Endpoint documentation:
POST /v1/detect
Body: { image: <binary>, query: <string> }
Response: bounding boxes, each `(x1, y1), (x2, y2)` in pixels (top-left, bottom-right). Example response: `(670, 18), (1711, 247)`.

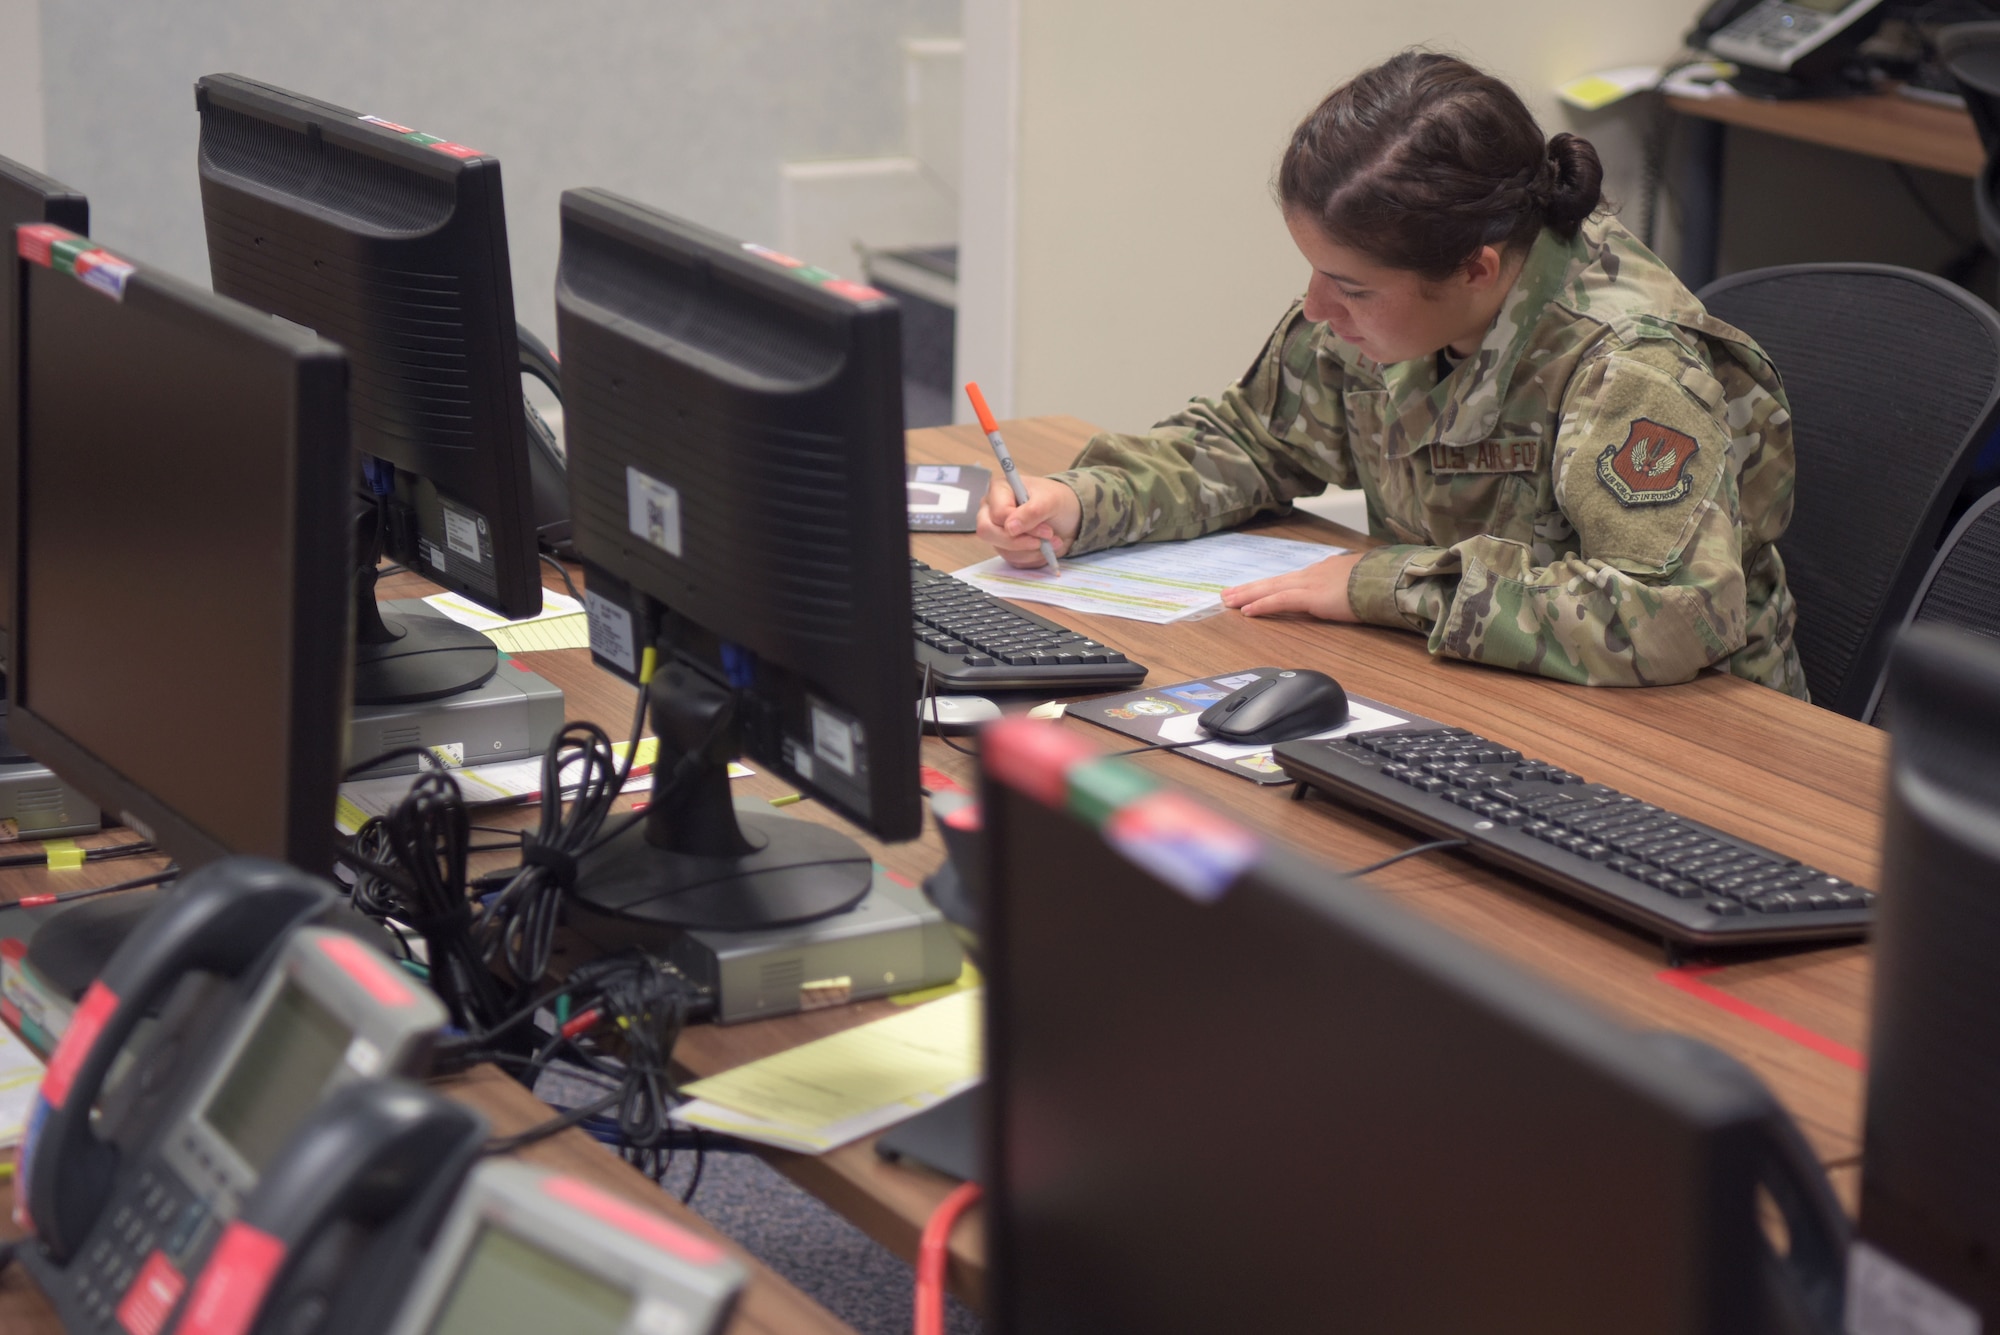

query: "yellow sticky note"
(681, 990), (981, 1133)
(487, 613), (591, 654)
(1555, 65), (1660, 111)
(42, 840), (84, 870)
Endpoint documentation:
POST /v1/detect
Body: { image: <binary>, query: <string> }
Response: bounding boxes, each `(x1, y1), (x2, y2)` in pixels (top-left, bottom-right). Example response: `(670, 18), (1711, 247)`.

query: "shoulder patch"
(1597, 418), (1699, 507)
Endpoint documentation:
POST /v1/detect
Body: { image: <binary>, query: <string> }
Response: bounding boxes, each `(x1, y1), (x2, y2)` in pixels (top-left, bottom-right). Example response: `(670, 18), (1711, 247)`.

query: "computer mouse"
(1199, 669), (1349, 744)
(919, 695), (1004, 733)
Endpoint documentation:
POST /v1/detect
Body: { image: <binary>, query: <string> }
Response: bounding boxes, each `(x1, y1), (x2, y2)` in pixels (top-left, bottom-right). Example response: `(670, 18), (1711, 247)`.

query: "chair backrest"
(1864, 487), (2000, 723)
(1697, 264), (2000, 719)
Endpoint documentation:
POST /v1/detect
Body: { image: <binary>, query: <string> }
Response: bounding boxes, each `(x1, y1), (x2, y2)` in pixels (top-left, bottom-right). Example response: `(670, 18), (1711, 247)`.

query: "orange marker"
(964, 382), (1060, 574)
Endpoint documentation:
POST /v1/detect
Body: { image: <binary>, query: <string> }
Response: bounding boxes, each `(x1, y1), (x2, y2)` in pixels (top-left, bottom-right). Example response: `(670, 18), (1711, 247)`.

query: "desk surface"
(1668, 87), (1983, 178)
(677, 415), (1884, 1306)
(0, 415), (1886, 1322)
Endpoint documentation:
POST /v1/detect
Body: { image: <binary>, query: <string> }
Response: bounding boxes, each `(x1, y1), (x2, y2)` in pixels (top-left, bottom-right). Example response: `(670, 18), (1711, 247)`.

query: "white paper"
(1847, 1242), (1982, 1335)
(670, 1077), (981, 1155)
(951, 533), (1343, 624)
(1154, 697), (1409, 761)
(421, 587), (584, 633)
(0, 1020), (46, 1148)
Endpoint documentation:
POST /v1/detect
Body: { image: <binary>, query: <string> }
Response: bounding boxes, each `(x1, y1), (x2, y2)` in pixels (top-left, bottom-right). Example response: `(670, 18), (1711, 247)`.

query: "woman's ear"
(1462, 244), (1506, 289)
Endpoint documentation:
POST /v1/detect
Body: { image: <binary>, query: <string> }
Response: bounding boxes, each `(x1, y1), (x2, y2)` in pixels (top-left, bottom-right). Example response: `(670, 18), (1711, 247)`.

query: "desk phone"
(1701, 0), (1885, 77)
(16, 857), (446, 1335)
(165, 1082), (743, 1335)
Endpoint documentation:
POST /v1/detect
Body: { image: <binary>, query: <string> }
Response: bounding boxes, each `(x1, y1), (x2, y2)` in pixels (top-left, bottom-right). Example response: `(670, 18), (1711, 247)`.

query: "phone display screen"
(428, 1224), (632, 1335)
(199, 979), (352, 1172)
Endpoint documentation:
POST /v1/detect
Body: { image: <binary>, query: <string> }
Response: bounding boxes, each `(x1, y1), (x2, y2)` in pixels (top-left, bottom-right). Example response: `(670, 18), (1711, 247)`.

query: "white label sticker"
(627, 466), (683, 557)
(1848, 1242), (1982, 1335)
(418, 537), (445, 571)
(441, 507), (482, 561)
(913, 464), (960, 484)
(427, 742), (464, 768)
(343, 1036), (383, 1076)
(812, 706), (856, 775)
(784, 738), (815, 782)
(585, 589), (638, 675)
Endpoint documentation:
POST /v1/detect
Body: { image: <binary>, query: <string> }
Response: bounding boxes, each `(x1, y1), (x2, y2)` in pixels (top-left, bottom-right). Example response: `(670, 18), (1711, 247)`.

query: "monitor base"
(348, 612), (565, 777)
(353, 602), (500, 705)
(572, 799), (873, 932)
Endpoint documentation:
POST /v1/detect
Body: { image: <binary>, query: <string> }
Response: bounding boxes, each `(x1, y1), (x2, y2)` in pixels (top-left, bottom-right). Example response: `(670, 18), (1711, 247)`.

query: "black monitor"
(0, 156), (87, 673)
(8, 225), (352, 872)
(978, 718), (1849, 1335)
(555, 188), (919, 931)
(195, 73), (555, 705)
(1855, 624), (2000, 1328)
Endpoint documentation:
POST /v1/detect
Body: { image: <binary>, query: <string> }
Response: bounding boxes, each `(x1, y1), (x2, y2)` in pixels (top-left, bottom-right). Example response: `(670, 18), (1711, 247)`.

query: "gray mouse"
(1199, 670), (1349, 744)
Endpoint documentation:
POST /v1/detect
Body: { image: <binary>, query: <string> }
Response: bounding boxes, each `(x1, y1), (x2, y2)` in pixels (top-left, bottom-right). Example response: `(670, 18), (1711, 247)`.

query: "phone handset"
(21, 857), (337, 1263)
(517, 322), (570, 555)
(1639, 1032), (1849, 1335)
(169, 1079), (486, 1335)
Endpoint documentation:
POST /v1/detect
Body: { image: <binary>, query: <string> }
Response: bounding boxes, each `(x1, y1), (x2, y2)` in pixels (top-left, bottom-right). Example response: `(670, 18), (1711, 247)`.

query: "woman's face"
(1284, 211), (1504, 366)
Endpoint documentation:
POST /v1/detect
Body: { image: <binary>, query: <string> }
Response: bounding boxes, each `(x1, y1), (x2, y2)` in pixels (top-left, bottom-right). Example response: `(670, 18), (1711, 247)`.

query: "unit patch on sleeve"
(1597, 418), (1699, 507)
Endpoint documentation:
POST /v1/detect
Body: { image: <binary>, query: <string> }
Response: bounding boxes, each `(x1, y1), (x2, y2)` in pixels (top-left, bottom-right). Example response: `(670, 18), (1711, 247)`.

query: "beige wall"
(996, 0), (1696, 432)
(0, 0), (45, 169)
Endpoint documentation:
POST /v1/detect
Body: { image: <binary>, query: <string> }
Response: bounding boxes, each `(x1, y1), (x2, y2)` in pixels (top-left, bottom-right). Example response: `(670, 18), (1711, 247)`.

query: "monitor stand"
(343, 508), (563, 777)
(572, 661), (872, 931)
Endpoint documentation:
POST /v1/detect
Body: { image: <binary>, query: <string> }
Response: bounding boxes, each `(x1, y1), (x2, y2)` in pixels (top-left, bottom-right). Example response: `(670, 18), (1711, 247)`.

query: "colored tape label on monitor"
(15, 225), (136, 301)
(358, 113), (483, 159)
(1103, 790), (1261, 905)
(738, 241), (885, 303)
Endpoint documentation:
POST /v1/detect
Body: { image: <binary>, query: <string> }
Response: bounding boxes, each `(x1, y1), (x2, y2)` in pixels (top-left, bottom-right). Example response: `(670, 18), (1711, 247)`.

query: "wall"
(966, 0), (1978, 434)
(35, 0), (959, 336)
(0, 0), (45, 169)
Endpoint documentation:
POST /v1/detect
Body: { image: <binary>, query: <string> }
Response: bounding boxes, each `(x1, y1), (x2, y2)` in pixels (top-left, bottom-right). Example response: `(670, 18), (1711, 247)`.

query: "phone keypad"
(69, 1166), (206, 1331)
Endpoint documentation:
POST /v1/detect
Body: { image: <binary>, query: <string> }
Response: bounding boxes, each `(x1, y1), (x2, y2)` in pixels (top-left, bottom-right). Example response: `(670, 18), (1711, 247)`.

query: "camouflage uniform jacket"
(1053, 214), (1808, 698)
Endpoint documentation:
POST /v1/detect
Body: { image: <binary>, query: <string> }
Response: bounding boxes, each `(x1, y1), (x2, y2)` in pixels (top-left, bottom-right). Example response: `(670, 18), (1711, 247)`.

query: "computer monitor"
(195, 73), (554, 705)
(979, 718), (1849, 1335)
(8, 224), (352, 872)
(1853, 623), (2000, 1328)
(0, 156), (87, 672)
(555, 188), (920, 931)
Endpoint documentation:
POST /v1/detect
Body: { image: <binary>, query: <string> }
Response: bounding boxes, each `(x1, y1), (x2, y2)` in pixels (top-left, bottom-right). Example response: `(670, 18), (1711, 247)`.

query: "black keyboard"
(912, 559), (1148, 692)
(1274, 725), (1875, 948)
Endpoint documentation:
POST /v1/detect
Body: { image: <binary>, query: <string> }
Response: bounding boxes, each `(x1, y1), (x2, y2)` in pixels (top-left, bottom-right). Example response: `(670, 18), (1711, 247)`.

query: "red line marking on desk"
(1655, 966), (1865, 1071)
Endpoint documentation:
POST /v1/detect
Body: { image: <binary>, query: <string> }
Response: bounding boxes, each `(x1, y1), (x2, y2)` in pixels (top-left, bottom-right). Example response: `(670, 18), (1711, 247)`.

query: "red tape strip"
(1655, 966), (1865, 1071)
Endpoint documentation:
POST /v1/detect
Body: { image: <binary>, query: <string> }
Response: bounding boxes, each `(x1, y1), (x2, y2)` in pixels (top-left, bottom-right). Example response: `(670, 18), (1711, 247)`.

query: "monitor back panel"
(556, 190), (918, 839)
(0, 162), (88, 662)
(982, 763), (1767, 1334)
(13, 252), (350, 870)
(196, 74), (539, 617)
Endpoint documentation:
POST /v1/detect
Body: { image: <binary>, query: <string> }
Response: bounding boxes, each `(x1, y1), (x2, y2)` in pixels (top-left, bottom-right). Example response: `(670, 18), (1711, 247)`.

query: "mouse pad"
(1073, 668), (1428, 785)
(907, 463), (991, 532)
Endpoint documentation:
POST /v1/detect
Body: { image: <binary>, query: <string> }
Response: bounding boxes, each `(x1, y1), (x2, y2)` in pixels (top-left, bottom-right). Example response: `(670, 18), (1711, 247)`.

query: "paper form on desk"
(421, 589), (592, 652)
(950, 532), (1341, 623)
(334, 737), (753, 833)
(0, 1018), (45, 1147)
(671, 989), (981, 1154)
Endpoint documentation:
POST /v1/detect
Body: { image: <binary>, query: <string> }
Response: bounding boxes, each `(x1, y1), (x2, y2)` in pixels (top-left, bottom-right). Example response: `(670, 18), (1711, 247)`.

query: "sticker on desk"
(1847, 1242), (1982, 1335)
(626, 466), (682, 557)
(1074, 669), (1418, 785)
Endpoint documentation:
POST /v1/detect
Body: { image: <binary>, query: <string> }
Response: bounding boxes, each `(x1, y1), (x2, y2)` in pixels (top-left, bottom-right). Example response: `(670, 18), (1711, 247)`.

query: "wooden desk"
(0, 417), (1888, 1320)
(1667, 87), (1984, 289)
(651, 415), (1885, 1309)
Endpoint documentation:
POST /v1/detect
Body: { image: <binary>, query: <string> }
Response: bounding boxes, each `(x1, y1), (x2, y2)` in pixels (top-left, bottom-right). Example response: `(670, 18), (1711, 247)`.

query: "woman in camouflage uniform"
(977, 51), (1808, 699)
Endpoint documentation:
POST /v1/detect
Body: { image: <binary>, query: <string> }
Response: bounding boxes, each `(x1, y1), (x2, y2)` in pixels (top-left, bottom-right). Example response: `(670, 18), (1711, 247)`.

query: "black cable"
(15, 865), (180, 909)
(477, 721), (629, 985)
(482, 1088), (623, 1155)
(919, 660), (981, 757)
(540, 553), (582, 603)
(0, 839), (156, 870)
(1346, 838), (1469, 878)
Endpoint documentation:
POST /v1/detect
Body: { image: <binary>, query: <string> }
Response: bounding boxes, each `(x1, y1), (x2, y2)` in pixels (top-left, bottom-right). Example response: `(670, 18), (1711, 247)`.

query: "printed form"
(950, 532), (1343, 624)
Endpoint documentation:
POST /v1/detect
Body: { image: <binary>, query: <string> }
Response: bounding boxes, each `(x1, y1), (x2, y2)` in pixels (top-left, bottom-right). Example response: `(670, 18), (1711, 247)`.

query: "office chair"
(1938, 22), (2000, 256)
(1863, 486), (2000, 723)
(1698, 264), (2000, 718)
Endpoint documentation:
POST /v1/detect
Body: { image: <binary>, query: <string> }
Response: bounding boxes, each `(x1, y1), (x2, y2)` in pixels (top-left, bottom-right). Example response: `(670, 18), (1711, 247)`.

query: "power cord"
(540, 553), (582, 603)
(14, 865), (179, 909)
